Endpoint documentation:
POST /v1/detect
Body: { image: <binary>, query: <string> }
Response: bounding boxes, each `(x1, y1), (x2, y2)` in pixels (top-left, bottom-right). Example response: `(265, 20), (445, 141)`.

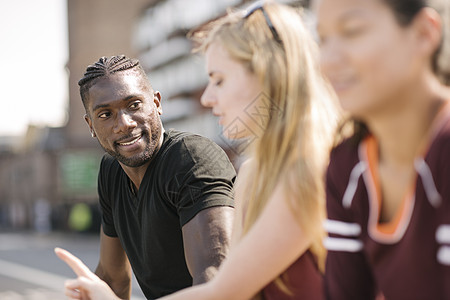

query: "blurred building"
(0, 126), (65, 230)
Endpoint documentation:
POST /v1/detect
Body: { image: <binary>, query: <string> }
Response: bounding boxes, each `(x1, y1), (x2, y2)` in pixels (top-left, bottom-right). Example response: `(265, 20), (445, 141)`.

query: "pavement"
(0, 230), (146, 300)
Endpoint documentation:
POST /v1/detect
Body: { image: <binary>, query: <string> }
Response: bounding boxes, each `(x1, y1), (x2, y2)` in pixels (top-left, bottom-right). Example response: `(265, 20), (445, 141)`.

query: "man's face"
(84, 71), (163, 168)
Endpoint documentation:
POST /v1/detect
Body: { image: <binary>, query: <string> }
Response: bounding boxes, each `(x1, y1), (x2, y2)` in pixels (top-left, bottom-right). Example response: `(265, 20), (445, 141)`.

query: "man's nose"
(113, 111), (137, 134)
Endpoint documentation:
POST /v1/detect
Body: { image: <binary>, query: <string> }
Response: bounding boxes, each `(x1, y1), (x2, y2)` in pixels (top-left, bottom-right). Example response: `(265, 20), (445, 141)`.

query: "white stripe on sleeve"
(323, 237), (363, 252)
(437, 246), (450, 266)
(324, 219), (361, 237)
(436, 225), (450, 244)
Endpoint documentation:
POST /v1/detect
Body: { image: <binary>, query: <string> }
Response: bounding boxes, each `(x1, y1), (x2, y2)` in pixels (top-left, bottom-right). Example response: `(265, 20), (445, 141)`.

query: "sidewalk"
(0, 230), (145, 300)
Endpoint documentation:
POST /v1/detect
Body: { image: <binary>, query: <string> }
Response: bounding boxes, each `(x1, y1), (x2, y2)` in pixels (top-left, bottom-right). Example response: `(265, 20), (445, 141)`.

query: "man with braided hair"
(75, 55), (235, 299)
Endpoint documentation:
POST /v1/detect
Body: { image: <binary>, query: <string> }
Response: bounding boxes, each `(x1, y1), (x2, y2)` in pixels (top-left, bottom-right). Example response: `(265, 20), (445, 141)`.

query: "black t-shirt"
(98, 130), (236, 299)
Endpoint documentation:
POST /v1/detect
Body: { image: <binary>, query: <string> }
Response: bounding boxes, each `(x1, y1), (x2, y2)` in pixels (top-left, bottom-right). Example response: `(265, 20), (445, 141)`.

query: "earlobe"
(84, 114), (96, 138)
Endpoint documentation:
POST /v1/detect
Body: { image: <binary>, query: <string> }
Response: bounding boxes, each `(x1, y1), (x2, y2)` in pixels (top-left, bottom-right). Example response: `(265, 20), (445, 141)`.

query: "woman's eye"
(215, 79), (223, 86)
(342, 23), (366, 38)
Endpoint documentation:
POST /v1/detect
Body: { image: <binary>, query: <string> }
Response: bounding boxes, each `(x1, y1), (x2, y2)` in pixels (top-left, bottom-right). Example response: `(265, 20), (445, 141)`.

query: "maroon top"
(262, 250), (324, 300)
(324, 103), (450, 300)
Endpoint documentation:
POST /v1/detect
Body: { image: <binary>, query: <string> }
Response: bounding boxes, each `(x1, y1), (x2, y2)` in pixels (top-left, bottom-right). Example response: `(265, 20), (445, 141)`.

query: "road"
(0, 231), (146, 300)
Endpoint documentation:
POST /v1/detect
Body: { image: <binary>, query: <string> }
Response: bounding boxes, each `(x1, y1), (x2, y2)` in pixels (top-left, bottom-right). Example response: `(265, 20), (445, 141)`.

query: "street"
(0, 231), (146, 300)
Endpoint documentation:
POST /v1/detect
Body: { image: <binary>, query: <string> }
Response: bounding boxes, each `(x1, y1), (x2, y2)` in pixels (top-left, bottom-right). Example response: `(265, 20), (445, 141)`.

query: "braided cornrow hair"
(79, 55), (149, 108)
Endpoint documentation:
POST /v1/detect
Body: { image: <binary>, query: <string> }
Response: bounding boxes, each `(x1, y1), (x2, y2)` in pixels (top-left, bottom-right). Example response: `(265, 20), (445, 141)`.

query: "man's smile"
(116, 134), (143, 147)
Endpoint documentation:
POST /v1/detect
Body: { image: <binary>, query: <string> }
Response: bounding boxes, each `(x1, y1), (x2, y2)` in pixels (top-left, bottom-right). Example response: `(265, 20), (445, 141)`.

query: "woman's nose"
(200, 85), (217, 108)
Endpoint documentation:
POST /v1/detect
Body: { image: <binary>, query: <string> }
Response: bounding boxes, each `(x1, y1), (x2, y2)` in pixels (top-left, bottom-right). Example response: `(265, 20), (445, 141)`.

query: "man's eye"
(98, 112), (111, 119)
(129, 102), (142, 109)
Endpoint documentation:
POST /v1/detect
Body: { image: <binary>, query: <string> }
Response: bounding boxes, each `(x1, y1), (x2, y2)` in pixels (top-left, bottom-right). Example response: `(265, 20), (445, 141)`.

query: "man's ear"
(153, 91), (163, 115)
(84, 114), (96, 138)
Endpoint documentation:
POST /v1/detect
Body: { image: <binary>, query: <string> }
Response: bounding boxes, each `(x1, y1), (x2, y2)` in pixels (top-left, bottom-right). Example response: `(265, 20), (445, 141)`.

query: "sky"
(0, 0), (68, 137)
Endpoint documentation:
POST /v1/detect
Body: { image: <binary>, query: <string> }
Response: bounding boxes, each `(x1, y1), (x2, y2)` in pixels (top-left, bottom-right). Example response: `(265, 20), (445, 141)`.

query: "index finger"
(55, 247), (96, 279)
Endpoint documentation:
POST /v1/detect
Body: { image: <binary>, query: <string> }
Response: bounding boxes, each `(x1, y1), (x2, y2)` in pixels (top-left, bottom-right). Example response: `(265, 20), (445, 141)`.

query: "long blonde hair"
(192, 1), (340, 293)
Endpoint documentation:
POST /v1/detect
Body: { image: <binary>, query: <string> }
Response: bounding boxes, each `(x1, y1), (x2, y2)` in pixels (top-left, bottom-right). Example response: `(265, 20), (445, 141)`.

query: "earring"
(91, 131), (96, 138)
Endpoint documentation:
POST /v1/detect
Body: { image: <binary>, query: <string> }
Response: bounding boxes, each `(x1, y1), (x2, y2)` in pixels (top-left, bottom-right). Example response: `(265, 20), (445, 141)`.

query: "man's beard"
(102, 124), (162, 168)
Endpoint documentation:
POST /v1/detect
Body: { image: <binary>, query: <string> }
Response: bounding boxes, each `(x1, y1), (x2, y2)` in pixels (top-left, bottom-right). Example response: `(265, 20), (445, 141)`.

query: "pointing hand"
(55, 247), (121, 300)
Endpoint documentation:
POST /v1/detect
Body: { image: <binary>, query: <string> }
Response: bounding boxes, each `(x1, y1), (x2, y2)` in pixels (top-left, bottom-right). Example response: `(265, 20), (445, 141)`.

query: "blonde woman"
(56, 2), (340, 299)
(314, 0), (450, 298)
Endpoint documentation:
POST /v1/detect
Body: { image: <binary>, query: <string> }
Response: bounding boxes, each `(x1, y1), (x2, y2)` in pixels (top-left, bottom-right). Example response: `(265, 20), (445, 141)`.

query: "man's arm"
(181, 206), (234, 285)
(95, 227), (132, 299)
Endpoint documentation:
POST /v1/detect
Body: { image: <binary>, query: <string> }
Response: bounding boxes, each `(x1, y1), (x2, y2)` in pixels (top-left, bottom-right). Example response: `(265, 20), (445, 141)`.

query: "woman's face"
(315, 0), (423, 119)
(202, 42), (264, 139)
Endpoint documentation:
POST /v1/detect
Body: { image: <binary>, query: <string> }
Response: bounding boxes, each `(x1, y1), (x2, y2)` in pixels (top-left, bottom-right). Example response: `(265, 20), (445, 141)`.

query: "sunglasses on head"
(243, 1), (282, 44)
